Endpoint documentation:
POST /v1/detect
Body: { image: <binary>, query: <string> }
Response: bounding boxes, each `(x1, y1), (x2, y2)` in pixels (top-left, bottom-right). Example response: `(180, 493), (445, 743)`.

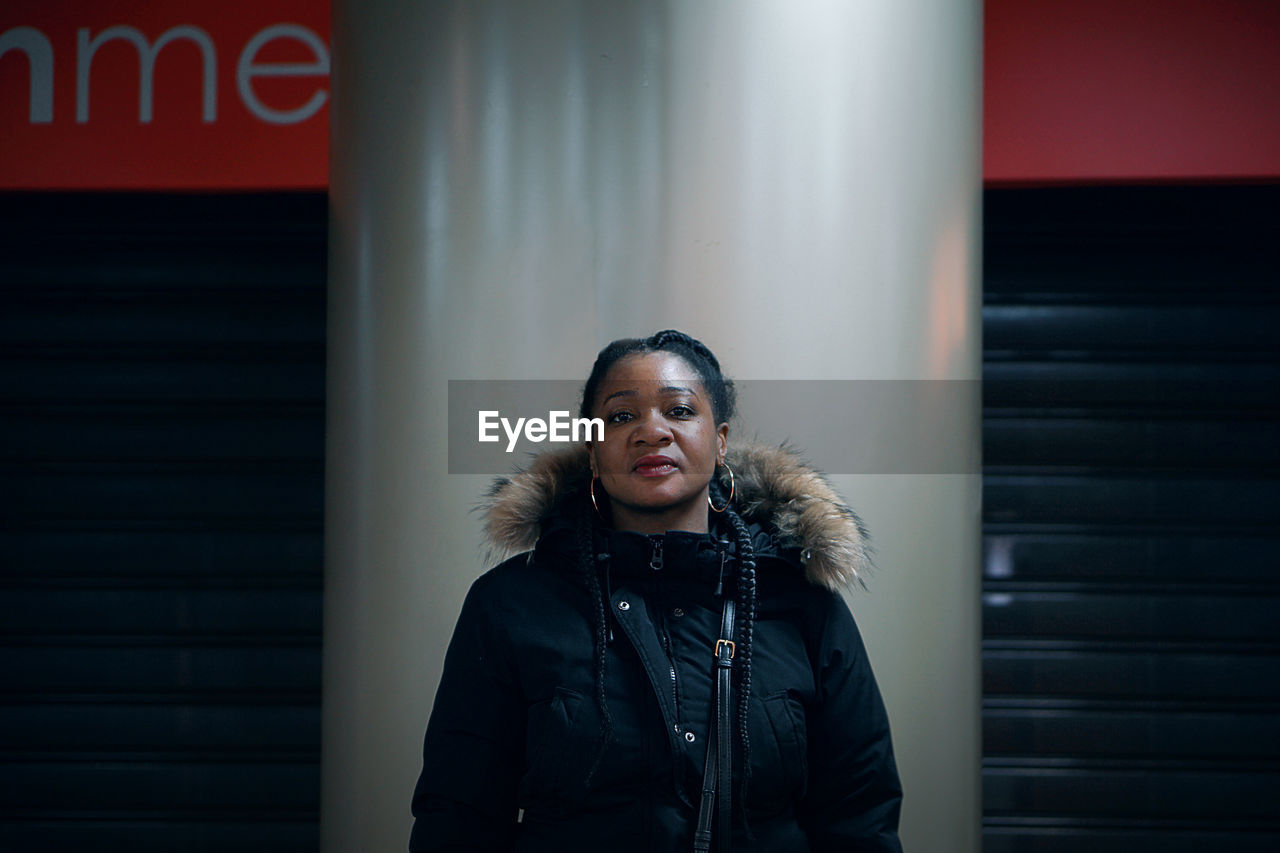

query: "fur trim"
(479, 442), (872, 590)
(481, 446), (589, 565)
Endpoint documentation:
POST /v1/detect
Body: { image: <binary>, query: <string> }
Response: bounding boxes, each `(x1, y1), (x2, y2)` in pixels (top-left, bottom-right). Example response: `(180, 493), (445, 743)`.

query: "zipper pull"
(715, 540), (728, 597)
(650, 536), (664, 571)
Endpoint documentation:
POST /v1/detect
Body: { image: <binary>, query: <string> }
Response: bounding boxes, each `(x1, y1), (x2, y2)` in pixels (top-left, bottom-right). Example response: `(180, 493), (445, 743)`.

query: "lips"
(633, 455), (677, 476)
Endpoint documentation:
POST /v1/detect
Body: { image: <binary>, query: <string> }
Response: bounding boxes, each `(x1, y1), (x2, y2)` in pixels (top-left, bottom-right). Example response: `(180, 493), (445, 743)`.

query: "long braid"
(717, 481), (758, 831)
(577, 495), (614, 788)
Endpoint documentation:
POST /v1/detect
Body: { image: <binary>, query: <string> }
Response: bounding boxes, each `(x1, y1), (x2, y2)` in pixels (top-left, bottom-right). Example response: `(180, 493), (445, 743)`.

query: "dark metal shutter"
(0, 192), (326, 851)
(982, 186), (1280, 852)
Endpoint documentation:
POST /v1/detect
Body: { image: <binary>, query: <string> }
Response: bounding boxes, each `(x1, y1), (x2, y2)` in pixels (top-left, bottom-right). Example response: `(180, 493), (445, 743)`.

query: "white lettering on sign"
(0, 27), (53, 123)
(76, 25), (217, 123)
(0, 22), (329, 126)
(237, 24), (330, 125)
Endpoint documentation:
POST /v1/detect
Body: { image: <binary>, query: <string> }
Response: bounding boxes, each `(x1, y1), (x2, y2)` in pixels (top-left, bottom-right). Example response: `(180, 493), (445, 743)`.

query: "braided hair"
(575, 331), (759, 820)
(578, 498), (614, 788)
(717, 479), (758, 824)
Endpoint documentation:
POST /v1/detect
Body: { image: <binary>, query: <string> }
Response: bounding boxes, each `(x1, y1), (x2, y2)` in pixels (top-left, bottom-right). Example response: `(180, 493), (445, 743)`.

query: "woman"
(409, 331), (903, 852)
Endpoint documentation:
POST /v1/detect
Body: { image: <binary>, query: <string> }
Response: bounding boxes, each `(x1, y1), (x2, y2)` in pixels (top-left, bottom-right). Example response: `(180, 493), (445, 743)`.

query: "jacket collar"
(480, 441), (872, 590)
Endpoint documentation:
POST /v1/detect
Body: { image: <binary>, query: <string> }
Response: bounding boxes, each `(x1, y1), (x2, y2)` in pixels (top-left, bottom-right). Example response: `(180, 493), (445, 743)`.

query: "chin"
(638, 491), (702, 513)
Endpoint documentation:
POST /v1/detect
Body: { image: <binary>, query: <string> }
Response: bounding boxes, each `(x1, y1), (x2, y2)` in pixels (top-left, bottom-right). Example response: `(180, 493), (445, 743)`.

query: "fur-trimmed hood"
(480, 442), (872, 590)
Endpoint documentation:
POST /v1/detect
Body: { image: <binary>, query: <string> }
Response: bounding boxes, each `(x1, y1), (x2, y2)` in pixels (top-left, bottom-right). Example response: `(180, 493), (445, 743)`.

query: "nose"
(631, 410), (673, 445)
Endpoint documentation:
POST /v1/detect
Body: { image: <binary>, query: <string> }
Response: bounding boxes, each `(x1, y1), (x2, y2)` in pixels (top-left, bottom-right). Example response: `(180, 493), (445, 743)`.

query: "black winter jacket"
(409, 444), (903, 852)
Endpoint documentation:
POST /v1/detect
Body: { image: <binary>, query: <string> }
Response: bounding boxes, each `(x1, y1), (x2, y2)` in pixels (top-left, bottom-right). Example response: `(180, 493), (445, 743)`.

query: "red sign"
(0, 0), (328, 189)
(986, 0), (1280, 184)
(8, 1), (1280, 189)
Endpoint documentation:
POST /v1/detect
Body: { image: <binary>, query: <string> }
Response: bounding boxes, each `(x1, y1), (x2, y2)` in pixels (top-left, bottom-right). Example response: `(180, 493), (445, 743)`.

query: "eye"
(668, 404), (696, 419)
(605, 410), (634, 425)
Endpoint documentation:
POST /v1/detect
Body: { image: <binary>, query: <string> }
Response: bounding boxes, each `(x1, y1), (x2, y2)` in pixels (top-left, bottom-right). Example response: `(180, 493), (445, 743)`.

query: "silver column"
(325, 2), (982, 851)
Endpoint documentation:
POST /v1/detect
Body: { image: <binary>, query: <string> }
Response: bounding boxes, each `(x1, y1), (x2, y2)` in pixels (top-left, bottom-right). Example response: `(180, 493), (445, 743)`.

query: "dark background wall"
(981, 185), (1280, 851)
(0, 192), (327, 851)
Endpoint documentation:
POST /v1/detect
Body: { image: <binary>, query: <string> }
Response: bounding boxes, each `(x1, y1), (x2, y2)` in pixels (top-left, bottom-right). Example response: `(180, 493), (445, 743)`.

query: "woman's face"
(586, 351), (728, 534)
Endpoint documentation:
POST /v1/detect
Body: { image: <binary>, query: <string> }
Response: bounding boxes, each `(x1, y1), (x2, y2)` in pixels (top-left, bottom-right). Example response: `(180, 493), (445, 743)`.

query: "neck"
(610, 497), (710, 535)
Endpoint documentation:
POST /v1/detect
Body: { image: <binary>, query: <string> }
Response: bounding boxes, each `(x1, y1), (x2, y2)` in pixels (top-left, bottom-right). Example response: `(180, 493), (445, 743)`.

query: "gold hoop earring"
(590, 477), (605, 519)
(708, 462), (735, 513)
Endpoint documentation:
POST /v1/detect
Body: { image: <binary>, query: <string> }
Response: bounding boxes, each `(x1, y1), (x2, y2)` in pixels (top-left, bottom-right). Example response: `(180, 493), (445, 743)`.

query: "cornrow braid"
(577, 494), (614, 789)
(647, 330), (723, 377)
(717, 479), (758, 835)
(579, 330), (736, 426)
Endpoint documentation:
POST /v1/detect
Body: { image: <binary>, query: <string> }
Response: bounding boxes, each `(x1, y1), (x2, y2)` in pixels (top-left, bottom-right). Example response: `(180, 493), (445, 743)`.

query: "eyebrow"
(601, 385), (699, 405)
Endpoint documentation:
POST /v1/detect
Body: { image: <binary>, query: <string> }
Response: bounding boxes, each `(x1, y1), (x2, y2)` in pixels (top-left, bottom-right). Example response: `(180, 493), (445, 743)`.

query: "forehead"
(598, 351), (704, 392)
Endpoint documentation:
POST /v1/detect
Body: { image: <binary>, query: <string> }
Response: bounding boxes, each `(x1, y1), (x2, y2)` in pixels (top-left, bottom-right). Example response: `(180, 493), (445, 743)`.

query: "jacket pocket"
(522, 686), (584, 804)
(747, 691), (809, 808)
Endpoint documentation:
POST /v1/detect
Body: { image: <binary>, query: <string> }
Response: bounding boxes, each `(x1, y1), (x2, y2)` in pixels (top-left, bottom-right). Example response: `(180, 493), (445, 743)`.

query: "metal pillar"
(325, 2), (982, 850)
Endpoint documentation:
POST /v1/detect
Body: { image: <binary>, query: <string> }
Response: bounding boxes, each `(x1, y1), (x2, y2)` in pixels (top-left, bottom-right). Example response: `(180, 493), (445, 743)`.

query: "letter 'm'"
(77, 25), (217, 123)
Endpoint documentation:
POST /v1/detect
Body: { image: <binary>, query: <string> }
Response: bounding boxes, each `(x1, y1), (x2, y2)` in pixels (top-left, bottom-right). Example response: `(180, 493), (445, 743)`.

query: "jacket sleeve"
(797, 591), (904, 853)
(409, 572), (525, 852)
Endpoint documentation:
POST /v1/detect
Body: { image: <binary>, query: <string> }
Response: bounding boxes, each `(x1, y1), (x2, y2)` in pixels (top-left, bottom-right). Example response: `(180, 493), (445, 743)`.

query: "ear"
(716, 423), (729, 465)
(585, 442), (598, 478)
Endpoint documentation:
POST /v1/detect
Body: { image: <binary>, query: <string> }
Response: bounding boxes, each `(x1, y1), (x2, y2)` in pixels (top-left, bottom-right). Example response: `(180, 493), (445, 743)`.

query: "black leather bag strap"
(693, 596), (736, 853)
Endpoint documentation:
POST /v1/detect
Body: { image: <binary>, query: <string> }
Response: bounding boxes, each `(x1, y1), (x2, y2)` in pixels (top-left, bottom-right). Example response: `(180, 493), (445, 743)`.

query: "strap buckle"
(715, 638), (735, 659)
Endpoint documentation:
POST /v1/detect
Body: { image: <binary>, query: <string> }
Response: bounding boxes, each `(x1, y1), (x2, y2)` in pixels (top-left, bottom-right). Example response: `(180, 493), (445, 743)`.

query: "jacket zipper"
(660, 620), (680, 733)
(650, 536), (681, 732)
